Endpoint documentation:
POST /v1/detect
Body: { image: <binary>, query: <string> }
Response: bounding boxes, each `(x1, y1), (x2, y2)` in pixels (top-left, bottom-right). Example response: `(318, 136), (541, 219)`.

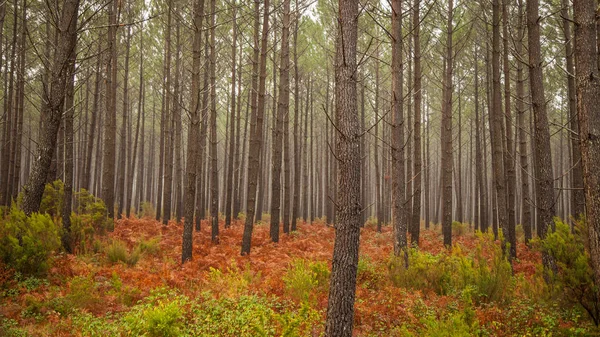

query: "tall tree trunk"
(21, 0), (80, 215)
(182, 0), (205, 263)
(411, 0), (422, 246)
(324, 0), (360, 334)
(225, 0), (237, 229)
(440, 0), (454, 247)
(391, 0), (407, 256)
(241, 0), (270, 255)
(270, 0), (290, 242)
(561, 0), (584, 219)
(573, 0), (600, 298)
(516, 0), (531, 242)
(162, 0), (174, 224)
(502, 0), (517, 258)
(117, 25), (131, 218)
(209, 0), (219, 243)
(527, 0), (556, 270)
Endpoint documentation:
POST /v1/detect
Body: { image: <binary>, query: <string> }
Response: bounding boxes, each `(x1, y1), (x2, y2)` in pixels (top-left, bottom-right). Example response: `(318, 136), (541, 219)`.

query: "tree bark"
(241, 0), (270, 255)
(21, 0), (80, 215)
(324, 0), (360, 334)
(527, 0), (556, 270)
(573, 0), (600, 297)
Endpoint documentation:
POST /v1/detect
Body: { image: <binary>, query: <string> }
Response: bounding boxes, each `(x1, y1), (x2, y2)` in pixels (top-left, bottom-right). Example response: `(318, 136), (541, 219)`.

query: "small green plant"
(122, 288), (187, 337)
(0, 206), (61, 275)
(139, 201), (156, 219)
(39, 180), (65, 218)
(538, 218), (600, 326)
(452, 221), (468, 236)
(357, 256), (383, 289)
(50, 275), (101, 315)
(137, 237), (161, 256)
(283, 259), (330, 303)
(106, 239), (141, 266)
(206, 261), (258, 298)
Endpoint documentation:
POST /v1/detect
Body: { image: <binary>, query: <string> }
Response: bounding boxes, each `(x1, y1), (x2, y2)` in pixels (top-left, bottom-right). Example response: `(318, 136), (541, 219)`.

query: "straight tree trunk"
(503, 0), (517, 258)
(516, 0), (531, 242)
(527, 0), (556, 270)
(573, 0), (600, 298)
(241, 0), (270, 255)
(324, 0), (360, 334)
(391, 0), (407, 256)
(101, 0), (119, 221)
(182, 0), (204, 263)
(561, 0), (584, 219)
(411, 0), (422, 245)
(162, 1), (174, 224)
(21, 0), (80, 215)
(117, 25), (131, 218)
(270, 0), (291, 242)
(225, 0), (237, 229)
(440, 0), (454, 247)
(209, 0), (219, 242)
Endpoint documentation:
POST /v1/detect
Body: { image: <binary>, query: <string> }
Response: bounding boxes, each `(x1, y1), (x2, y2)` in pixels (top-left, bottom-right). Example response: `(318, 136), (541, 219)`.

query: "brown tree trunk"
(270, 0), (290, 242)
(391, 0), (407, 255)
(440, 0), (454, 247)
(527, 0), (556, 270)
(225, 0), (237, 229)
(573, 0), (600, 298)
(516, 0), (531, 242)
(324, 0), (360, 334)
(162, 0), (174, 224)
(182, 0), (205, 263)
(241, 0), (270, 255)
(117, 25), (131, 219)
(411, 0), (422, 245)
(209, 0), (219, 242)
(503, 0), (517, 258)
(21, 0), (80, 215)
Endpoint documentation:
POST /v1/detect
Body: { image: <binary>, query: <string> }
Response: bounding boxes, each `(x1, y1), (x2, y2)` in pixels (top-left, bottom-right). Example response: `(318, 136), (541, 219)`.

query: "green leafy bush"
(50, 275), (101, 315)
(389, 242), (513, 304)
(106, 239), (141, 266)
(122, 288), (187, 337)
(283, 259), (329, 303)
(538, 218), (600, 326)
(357, 256), (383, 289)
(139, 201), (156, 219)
(452, 221), (468, 236)
(206, 262), (259, 298)
(138, 237), (161, 256)
(39, 180), (64, 218)
(0, 206), (61, 275)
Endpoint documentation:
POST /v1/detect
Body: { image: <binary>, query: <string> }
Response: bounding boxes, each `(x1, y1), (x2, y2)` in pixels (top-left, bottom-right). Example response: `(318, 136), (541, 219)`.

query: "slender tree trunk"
(440, 0), (454, 247)
(209, 0), (219, 242)
(391, 0), (407, 255)
(117, 25), (131, 218)
(241, 0), (270, 255)
(324, 0), (360, 334)
(502, 0), (517, 258)
(411, 0), (422, 245)
(162, 1), (174, 224)
(21, 0), (80, 215)
(516, 0), (531, 242)
(182, 0), (205, 263)
(270, 0), (290, 242)
(573, 0), (600, 297)
(527, 0), (556, 270)
(225, 0), (237, 229)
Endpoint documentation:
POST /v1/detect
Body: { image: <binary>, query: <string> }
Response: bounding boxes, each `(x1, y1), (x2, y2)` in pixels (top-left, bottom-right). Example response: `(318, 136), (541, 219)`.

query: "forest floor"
(1, 215), (599, 336)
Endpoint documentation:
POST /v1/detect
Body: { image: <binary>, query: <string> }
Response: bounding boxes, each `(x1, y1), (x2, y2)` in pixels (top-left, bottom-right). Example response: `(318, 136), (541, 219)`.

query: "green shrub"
(122, 288), (187, 337)
(389, 243), (513, 304)
(206, 262), (258, 298)
(138, 237), (161, 256)
(538, 218), (600, 326)
(357, 256), (383, 289)
(39, 180), (64, 218)
(283, 259), (330, 303)
(50, 275), (101, 315)
(0, 206), (61, 275)
(139, 201), (156, 219)
(452, 221), (468, 236)
(106, 239), (141, 266)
